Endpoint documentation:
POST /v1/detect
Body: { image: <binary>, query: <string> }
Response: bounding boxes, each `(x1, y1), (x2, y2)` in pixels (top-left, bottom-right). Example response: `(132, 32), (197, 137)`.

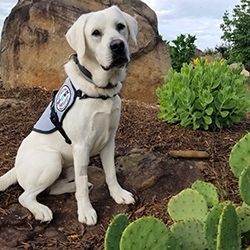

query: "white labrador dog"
(0, 6), (137, 226)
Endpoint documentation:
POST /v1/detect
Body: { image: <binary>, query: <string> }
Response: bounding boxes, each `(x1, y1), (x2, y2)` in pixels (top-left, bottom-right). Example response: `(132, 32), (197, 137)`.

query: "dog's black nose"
(110, 39), (125, 53)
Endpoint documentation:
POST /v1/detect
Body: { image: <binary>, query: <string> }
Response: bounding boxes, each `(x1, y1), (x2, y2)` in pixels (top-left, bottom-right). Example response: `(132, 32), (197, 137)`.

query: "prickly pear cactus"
(239, 166), (250, 205)
(171, 218), (207, 250)
(217, 203), (241, 250)
(204, 203), (224, 250)
(229, 133), (250, 178)
(236, 206), (250, 233)
(205, 203), (241, 250)
(104, 213), (129, 250)
(168, 188), (208, 221)
(120, 216), (177, 250)
(192, 180), (219, 207)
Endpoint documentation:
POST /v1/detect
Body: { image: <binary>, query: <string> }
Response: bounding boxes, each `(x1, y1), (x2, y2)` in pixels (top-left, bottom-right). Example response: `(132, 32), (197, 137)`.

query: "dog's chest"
(92, 108), (119, 152)
(64, 97), (121, 154)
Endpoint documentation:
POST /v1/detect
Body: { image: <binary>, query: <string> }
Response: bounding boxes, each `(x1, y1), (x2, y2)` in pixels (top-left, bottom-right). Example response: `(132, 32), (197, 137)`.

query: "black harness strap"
(50, 90), (72, 145)
(49, 87), (118, 145)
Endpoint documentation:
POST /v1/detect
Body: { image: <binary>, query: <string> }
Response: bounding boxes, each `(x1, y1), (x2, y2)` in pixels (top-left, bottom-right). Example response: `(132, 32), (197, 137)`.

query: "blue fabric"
(33, 78), (77, 134)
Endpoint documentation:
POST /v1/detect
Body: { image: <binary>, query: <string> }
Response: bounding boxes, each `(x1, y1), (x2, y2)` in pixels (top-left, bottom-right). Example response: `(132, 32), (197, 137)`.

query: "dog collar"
(71, 54), (118, 90)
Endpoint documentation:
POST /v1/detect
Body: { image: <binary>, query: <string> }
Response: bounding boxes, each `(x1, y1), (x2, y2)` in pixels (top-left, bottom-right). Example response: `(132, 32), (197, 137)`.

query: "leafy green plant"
(167, 34), (197, 72)
(220, 0), (250, 70)
(156, 57), (250, 131)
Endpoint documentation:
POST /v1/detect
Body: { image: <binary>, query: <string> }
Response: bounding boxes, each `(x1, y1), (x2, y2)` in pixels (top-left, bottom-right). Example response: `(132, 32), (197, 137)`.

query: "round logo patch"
(56, 85), (71, 112)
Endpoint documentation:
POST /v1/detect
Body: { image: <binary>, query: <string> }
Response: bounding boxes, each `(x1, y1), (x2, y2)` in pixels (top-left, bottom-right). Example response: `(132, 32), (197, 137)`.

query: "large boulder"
(0, 0), (171, 103)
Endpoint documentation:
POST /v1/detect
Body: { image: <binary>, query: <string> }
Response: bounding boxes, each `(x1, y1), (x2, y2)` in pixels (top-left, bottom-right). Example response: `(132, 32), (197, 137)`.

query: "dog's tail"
(0, 168), (17, 191)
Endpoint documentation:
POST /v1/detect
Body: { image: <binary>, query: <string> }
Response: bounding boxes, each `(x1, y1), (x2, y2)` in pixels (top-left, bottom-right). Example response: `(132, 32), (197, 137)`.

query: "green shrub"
(167, 34), (197, 72)
(156, 57), (250, 131)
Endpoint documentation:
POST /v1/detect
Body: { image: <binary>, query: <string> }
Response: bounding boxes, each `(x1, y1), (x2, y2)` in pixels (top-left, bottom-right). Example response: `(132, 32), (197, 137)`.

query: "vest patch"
(33, 78), (77, 134)
(56, 85), (72, 112)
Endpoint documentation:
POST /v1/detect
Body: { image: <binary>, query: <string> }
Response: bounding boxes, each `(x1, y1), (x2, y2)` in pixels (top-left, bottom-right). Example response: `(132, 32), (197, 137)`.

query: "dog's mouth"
(101, 57), (129, 71)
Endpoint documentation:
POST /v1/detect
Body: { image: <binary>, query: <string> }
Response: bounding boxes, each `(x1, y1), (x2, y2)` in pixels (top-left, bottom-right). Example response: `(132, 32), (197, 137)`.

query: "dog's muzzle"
(102, 39), (129, 71)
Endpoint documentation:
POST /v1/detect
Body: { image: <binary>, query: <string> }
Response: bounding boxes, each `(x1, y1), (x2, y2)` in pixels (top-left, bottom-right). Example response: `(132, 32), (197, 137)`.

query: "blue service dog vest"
(33, 77), (117, 144)
(33, 78), (78, 143)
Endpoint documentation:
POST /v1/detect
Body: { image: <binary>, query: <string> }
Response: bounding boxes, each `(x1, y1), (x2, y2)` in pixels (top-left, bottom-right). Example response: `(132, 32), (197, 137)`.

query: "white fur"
(0, 6), (137, 226)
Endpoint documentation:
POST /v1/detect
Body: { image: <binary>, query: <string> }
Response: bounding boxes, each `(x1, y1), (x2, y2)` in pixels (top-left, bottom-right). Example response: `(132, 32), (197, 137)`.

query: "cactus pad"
(168, 188), (208, 221)
(104, 213), (129, 250)
(236, 206), (250, 233)
(217, 203), (241, 250)
(229, 133), (250, 178)
(171, 218), (207, 250)
(192, 180), (219, 207)
(120, 216), (176, 250)
(239, 166), (250, 205)
(204, 203), (224, 250)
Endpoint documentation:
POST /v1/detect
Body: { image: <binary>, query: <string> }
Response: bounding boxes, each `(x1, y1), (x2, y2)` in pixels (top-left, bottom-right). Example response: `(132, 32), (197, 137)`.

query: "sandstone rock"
(0, 0), (171, 103)
(230, 63), (250, 77)
(115, 147), (205, 200)
(195, 48), (205, 58)
(241, 69), (250, 77)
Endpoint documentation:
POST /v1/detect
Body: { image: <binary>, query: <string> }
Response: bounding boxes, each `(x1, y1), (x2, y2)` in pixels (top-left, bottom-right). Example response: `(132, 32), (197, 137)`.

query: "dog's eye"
(92, 30), (101, 36)
(117, 23), (125, 31)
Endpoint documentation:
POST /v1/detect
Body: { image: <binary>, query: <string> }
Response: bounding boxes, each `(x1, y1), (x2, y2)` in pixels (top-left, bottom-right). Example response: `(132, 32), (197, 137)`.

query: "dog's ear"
(122, 12), (138, 45)
(66, 14), (90, 59)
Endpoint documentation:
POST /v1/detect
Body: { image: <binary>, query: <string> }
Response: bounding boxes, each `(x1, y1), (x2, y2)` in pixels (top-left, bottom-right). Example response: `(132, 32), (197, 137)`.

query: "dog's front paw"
(33, 204), (53, 223)
(78, 206), (97, 226)
(110, 186), (135, 205)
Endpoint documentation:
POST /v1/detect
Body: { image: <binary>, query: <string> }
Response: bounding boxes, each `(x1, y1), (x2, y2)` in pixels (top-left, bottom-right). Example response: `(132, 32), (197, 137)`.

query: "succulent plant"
(171, 218), (207, 250)
(156, 57), (250, 131)
(229, 133), (250, 178)
(119, 216), (177, 250)
(236, 205), (250, 233)
(167, 188), (208, 221)
(204, 203), (224, 250)
(217, 203), (241, 250)
(192, 180), (219, 207)
(205, 203), (241, 250)
(104, 170), (250, 250)
(239, 165), (250, 206)
(104, 213), (129, 250)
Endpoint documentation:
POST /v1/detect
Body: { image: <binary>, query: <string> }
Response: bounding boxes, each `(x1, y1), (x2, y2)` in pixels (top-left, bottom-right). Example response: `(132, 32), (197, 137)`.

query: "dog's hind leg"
(49, 166), (93, 195)
(16, 150), (62, 222)
(49, 166), (75, 195)
(19, 187), (54, 222)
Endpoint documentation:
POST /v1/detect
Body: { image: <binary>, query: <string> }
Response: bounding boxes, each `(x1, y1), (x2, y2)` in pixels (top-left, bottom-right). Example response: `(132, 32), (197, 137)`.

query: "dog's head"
(66, 6), (137, 72)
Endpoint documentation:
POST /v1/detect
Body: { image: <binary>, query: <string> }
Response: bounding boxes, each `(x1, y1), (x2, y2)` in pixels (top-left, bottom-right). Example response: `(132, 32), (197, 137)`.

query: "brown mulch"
(0, 82), (249, 249)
